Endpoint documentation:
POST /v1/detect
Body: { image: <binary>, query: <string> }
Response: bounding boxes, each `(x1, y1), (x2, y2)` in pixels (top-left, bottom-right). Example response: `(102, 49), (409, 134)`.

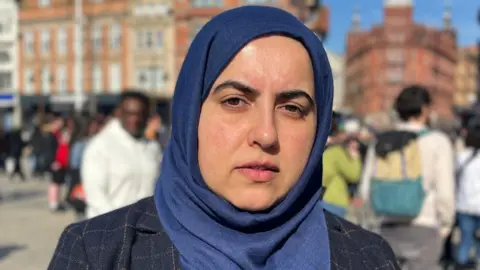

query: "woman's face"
(198, 36), (317, 211)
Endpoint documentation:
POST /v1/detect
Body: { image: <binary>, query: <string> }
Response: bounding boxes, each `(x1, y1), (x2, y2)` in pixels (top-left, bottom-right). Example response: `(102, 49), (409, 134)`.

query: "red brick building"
(18, 0), (131, 96)
(173, 0), (329, 73)
(455, 46), (478, 107)
(345, 0), (457, 119)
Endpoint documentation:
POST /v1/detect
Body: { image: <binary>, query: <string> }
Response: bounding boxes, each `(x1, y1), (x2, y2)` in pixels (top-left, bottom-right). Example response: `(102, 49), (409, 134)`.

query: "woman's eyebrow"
(213, 80), (260, 97)
(276, 90), (315, 109)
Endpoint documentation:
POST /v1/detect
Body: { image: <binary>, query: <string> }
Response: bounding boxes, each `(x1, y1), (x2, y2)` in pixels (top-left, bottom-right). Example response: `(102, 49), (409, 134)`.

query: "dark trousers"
(8, 156), (25, 181)
(65, 169), (86, 215)
(51, 168), (67, 185)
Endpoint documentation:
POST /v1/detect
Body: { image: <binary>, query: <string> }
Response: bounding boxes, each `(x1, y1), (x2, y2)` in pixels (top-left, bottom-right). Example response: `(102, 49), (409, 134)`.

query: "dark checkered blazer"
(48, 197), (400, 270)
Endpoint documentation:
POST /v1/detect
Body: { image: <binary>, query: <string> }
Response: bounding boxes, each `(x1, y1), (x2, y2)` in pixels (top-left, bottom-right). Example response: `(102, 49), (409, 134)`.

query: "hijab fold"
(155, 6), (333, 269)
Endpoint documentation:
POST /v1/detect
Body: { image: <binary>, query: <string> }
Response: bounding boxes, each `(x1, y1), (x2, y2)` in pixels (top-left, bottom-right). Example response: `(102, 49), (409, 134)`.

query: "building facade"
(16, 0), (328, 120)
(455, 46), (478, 107)
(325, 50), (345, 111)
(18, 0), (131, 114)
(0, 0), (20, 129)
(345, 0), (457, 119)
(129, 0), (175, 99)
(0, 0), (18, 95)
(173, 0), (329, 74)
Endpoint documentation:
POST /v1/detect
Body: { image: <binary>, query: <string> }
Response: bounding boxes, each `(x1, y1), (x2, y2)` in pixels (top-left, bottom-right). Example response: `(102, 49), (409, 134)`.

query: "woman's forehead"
(212, 36), (315, 94)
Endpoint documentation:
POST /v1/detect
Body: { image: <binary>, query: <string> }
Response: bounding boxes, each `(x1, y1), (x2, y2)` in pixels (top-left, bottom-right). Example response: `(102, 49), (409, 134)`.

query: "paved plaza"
(0, 174), (76, 270)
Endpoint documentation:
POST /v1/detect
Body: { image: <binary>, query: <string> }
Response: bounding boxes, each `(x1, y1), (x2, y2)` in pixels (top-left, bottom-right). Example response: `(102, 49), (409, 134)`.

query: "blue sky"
(323, 0), (479, 55)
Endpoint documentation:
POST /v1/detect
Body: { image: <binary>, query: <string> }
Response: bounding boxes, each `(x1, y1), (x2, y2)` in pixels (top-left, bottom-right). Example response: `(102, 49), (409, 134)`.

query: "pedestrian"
(49, 6), (399, 269)
(359, 85), (455, 270)
(81, 91), (162, 218)
(6, 129), (26, 182)
(322, 119), (363, 218)
(65, 119), (100, 220)
(454, 116), (480, 269)
(47, 118), (69, 212)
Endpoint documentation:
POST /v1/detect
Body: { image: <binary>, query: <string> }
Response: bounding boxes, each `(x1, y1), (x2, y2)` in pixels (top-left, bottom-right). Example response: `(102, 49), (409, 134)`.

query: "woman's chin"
(227, 193), (282, 212)
(210, 182), (291, 212)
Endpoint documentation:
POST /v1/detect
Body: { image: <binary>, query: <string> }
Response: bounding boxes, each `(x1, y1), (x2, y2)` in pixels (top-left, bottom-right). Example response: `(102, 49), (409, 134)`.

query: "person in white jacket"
(455, 117), (480, 268)
(82, 91), (162, 218)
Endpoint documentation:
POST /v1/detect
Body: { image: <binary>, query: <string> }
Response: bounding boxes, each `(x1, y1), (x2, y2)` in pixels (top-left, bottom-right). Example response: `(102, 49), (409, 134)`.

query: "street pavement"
(0, 174), (76, 270)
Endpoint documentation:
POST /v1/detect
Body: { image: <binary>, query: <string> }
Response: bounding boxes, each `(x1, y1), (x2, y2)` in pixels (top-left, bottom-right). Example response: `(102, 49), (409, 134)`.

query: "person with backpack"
(454, 116), (480, 269)
(358, 85), (455, 270)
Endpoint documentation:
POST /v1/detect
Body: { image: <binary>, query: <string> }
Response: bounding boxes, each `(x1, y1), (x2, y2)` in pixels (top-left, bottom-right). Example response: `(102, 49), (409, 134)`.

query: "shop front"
(0, 93), (17, 131)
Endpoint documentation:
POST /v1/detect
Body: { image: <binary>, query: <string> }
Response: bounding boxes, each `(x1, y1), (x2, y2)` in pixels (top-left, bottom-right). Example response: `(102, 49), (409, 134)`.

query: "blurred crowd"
(323, 85), (480, 270)
(0, 91), (169, 221)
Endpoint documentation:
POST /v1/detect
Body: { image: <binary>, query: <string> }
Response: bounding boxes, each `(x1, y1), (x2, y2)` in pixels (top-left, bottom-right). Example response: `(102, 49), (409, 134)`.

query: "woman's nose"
(247, 112), (279, 152)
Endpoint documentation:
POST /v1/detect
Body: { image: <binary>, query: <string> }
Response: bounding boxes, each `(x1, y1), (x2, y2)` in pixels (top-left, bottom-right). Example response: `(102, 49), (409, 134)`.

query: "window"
(0, 52), (9, 63)
(92, 64), (102, 93)
(136, 31), (145, 49)
(56, 65), (67, 92)
(41, 66), (51, 93)
(136, 68), (148, 90)
(153, 68), (166, 89)
(386, 48), (404, 64)
(387, 67), (403, 84)
(57, 27), (67, 55)
(136, 30), (164, 50)
(39, 0), (51, 8)
(24, 31), (34, 55)
(41, 29), (50, 55)
(110, 23), (122, 49)
(133, 3), (170, 16)
(0, 72), (12, 90)
(92, 24), (102, 52)
(145, 31), (153, 48)
(137, 30), (162, 50)
(155, 31), (163, 48)
(0, 16), (12, 35)
(109, 63), (121, 92)
(136, 67), (165, 90)
(24, 68), (34, 94)
(191, 0), (223, 8)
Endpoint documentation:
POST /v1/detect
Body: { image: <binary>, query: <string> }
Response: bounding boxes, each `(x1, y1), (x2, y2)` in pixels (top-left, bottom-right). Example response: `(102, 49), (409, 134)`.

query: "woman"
(49, 6), (398, 269)
(322, 135), (362, 218)
(66, 119), (100, 219)
(48, 118), (69, 212)
(455, 117), (480, 269)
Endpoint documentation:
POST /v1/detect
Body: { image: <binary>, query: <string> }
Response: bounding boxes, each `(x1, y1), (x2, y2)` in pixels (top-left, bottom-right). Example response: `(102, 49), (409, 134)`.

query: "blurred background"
(0, 0), (478, 269)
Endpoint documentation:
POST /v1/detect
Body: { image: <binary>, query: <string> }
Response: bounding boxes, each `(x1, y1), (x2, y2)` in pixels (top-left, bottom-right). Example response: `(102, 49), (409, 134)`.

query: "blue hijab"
(155, 6), (333, 269)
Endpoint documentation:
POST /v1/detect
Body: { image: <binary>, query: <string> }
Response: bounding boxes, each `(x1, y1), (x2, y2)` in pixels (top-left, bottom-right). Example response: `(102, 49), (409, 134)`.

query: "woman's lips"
(236, 166), (279, 182)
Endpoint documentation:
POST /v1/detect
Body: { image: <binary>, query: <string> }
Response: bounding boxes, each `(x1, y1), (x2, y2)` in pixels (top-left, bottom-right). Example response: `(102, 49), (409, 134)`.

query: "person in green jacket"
(322, 131), (363, 218)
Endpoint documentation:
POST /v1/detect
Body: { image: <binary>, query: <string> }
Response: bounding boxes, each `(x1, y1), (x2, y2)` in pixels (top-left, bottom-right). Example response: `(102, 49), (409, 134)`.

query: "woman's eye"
(282, 105), (304, 115)
(223, 98), (246, 107)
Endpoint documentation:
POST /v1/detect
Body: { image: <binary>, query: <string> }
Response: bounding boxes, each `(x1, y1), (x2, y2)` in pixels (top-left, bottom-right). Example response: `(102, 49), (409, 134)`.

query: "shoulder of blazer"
(49, 197), (179, 270)
(50, 198), (399, 269)
(325, 211), (400, 269)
